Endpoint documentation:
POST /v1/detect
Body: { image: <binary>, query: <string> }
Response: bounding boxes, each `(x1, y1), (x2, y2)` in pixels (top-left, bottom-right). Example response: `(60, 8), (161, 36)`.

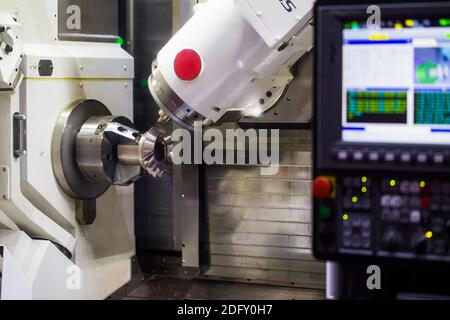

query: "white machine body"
(0, 0), (134, 299)
(0, 8), (22, 90)
(150, 0), (314, 128)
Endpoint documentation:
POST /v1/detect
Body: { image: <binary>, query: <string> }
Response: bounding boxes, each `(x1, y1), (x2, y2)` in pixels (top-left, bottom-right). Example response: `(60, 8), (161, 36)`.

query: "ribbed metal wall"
(203, 130), (325, 289)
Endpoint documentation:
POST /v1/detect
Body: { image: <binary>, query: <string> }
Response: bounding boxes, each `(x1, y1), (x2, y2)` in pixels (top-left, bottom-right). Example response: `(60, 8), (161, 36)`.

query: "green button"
(116, 36), (125, 46)
(319, 207), (332, 220)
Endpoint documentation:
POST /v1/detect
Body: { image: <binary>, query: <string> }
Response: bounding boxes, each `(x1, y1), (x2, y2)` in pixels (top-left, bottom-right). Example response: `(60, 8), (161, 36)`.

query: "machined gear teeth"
(142, 153), (167, 178)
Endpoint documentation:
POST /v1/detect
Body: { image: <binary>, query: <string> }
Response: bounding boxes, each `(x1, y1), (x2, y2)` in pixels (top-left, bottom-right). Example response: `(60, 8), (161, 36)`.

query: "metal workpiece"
(53, 99), (174, 201)
(52, 99), (142, 200)
(76, 115), (142, 186)
(52, 99), (112, 200)
(117, 124), (173, 178)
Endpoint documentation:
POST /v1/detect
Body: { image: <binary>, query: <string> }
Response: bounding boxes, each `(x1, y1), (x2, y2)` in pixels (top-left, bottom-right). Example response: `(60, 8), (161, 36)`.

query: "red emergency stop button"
(313, 176), (334, 199)
(174, 49), (202, 81)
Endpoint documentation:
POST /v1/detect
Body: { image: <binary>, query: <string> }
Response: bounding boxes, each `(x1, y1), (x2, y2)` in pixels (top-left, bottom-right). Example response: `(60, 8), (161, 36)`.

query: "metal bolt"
(80, 64), (83, 70)
(79, 82), (84, 88)
(181, 194), (185, 198)
(123, 65), (127, 71)
(256, 11), (262, 17)
(124, 82), (128, 88)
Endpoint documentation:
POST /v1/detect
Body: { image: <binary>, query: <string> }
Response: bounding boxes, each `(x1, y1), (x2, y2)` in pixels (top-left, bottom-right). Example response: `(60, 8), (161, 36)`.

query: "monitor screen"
(342, 19), (450, 144)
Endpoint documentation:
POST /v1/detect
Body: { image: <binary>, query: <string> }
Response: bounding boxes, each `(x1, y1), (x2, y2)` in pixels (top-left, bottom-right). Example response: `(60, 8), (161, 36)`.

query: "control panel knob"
(313, 176), (333, 200)
(382, 231), (400, 252)
(413, 235), (428, 254)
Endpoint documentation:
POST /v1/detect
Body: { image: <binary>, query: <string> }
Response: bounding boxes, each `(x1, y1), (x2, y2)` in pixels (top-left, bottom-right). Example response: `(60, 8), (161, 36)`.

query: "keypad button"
(384, 151), (396, 163)
(362, 238), (371, 249)
(353, 150), (364, 161)
(390, 195), (402, 208)
(416, 152), (429, 164)
(433, 153), (445, 164)
(352, 236), (362, 248)
(368, 151), (380, 162)
(400, 181), (411, 194)
(381, 195), (391, 207)
(359, 198), (371, 210)
(410, 183), (421, 194)
(409, 210), (421, 224)
(337, 150), (349, 161)
(400, 152), (412, 163)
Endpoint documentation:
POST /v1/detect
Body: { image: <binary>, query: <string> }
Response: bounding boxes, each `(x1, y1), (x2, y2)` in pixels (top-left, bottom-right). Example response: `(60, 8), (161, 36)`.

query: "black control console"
(314, 0), (450, 269)
(318, 174), (450, 258)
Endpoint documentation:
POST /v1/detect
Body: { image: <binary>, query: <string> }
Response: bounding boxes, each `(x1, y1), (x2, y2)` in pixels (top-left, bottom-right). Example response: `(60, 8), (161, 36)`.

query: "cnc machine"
(0, 0), (315, 299)
(4, 0), (448, 301)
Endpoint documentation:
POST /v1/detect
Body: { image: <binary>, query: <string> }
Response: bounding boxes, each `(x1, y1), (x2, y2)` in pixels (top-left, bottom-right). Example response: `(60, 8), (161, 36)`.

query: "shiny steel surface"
(116, 114), (173, 178)
(117, 144), (141, 166)
(149, 60), (205, 130)
(76, 116), (142, 186)
(204, 130), (326, 289)
(51, 99), (111, 200)
(113, 275), (324, 300)
(137, 129), (170, 178)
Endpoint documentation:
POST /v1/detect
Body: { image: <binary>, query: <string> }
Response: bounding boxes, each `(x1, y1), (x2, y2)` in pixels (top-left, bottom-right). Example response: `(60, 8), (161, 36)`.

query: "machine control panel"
(315, 174), (450, 260)
(314, 1), (450, 264)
